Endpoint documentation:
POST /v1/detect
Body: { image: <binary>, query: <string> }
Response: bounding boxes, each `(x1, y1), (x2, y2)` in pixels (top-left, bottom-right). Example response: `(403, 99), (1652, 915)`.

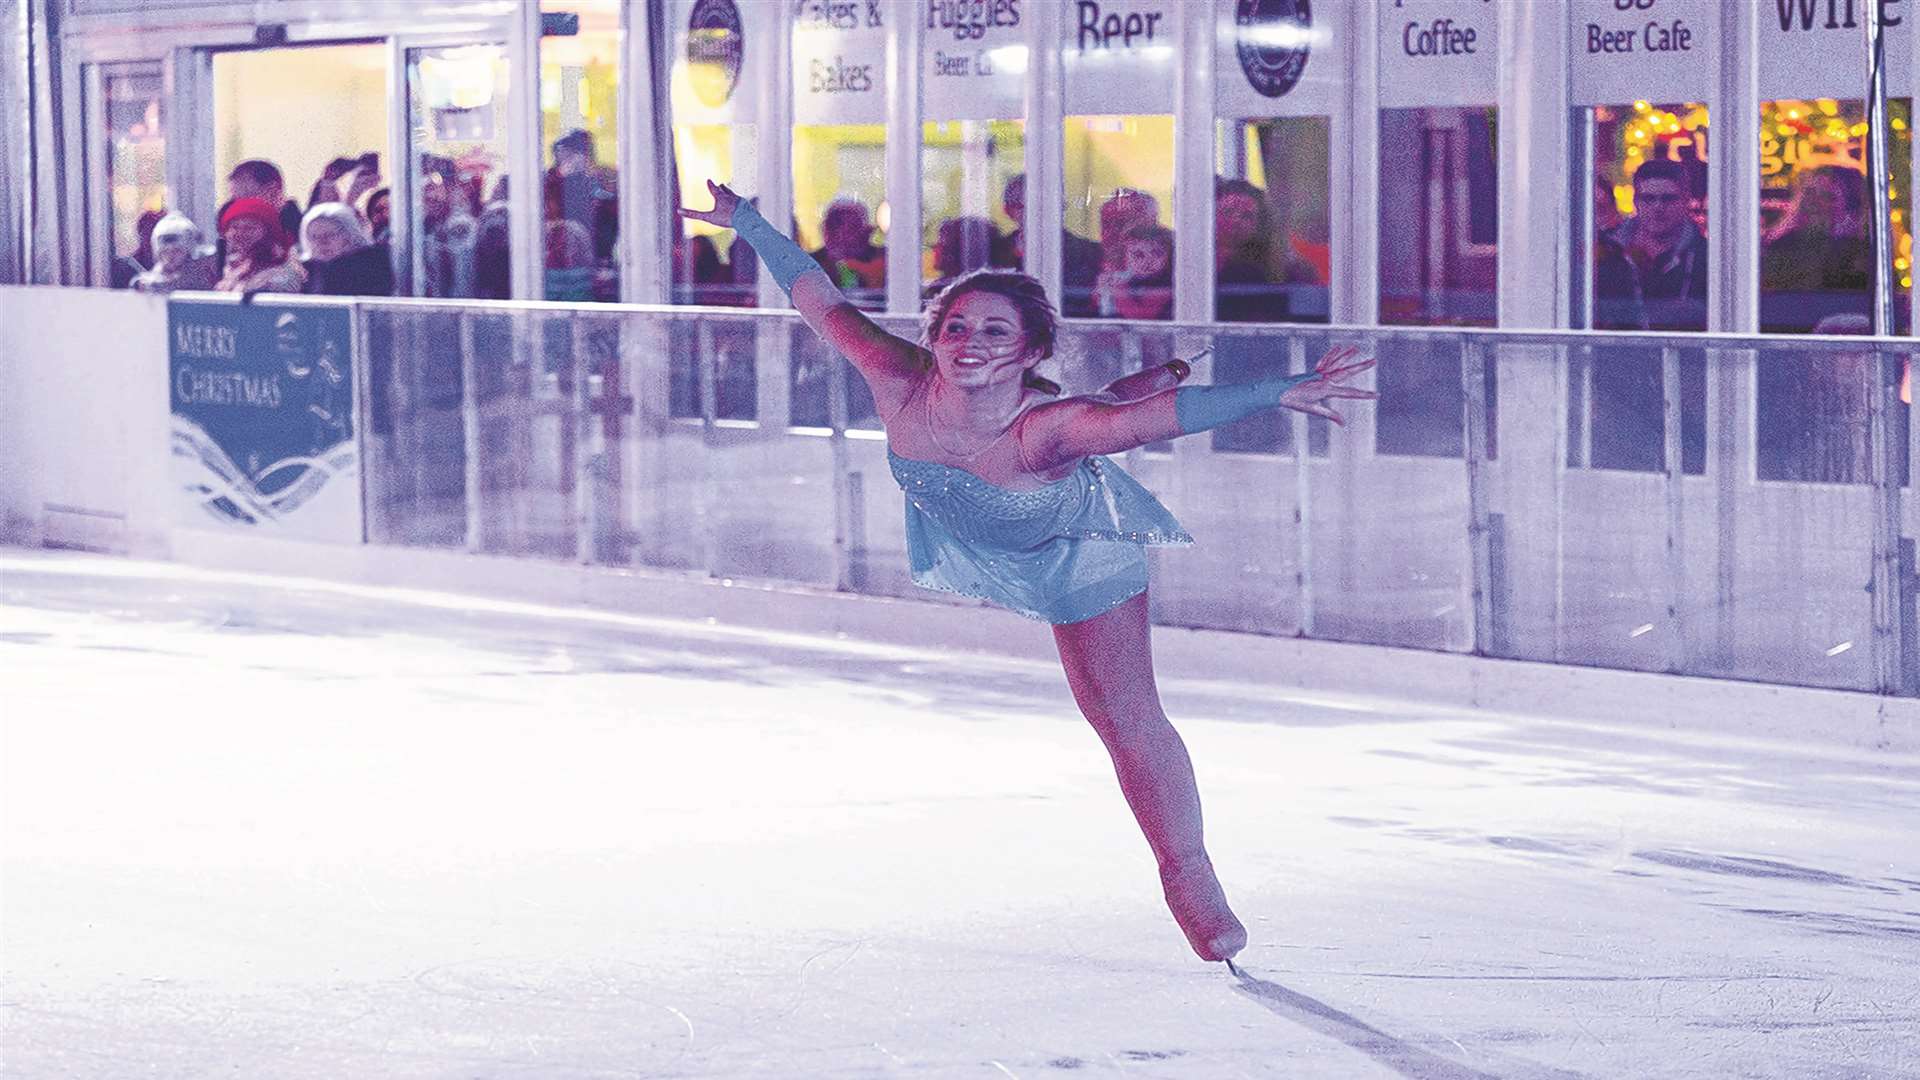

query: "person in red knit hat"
(215, 197), (306, 294)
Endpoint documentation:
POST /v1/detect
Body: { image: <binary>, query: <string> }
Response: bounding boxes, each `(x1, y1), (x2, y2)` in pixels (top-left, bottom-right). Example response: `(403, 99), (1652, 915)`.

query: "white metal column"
(1023, 0), (1063, 306)
(1721, 1), (1761, 334)
(1171, 1), (1211, 325)
(1347, 0), (1379, 325)
(758, 0), (792, 310)
(1497, 0), (1568, 330)
(623, 0), (669, 305)
(507, 0), (542, 300)
(883, 0), (922, 316)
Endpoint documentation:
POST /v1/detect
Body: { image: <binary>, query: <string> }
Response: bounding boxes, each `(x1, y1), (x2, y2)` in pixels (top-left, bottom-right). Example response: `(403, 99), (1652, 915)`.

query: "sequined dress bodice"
(886, 449), (1191, 624)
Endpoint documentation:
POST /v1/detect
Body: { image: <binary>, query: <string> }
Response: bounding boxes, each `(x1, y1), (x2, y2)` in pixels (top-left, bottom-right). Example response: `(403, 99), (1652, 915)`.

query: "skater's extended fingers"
(1323, 386), (1378, 400)
(1323, 358), (1376, 381)
(1316, 345), (1359, 373)
(1308, 403), (1345, 425)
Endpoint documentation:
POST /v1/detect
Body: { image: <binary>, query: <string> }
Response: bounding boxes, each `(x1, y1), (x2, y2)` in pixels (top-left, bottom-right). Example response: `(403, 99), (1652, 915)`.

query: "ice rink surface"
(3, 551), (1918, 1079)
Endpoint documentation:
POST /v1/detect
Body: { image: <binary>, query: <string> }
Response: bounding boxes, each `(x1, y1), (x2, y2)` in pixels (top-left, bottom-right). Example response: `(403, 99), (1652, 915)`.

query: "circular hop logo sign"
(1235, 0), (1311, 99)
(687, 0), (744, 109)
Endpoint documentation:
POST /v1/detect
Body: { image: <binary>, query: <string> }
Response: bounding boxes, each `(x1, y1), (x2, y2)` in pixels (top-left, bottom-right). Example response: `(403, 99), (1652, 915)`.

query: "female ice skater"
(681, 182), (1375, 963)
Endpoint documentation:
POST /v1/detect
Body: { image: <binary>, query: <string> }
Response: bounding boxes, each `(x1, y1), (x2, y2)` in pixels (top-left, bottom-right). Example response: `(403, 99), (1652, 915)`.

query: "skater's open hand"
(1278, 344), (1377, 426)
(677, 180), (741, 229)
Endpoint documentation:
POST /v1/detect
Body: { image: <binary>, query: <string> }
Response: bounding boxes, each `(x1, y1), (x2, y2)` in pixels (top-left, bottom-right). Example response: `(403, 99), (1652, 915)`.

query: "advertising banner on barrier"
(167, 298), (362, 543)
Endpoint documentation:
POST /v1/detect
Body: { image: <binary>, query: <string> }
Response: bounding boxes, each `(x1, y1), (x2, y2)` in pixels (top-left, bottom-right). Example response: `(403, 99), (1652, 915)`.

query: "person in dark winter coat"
(299, 202), (393, 297)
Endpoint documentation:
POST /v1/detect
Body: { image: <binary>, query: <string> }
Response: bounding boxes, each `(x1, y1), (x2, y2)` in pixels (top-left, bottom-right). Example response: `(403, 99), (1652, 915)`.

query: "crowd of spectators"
(112, 126), (624, 303)
(671, 171), (1329, 324)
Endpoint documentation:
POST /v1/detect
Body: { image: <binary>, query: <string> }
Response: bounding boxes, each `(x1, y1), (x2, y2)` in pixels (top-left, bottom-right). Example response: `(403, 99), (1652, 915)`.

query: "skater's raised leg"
(1052, 591), (1247, 962)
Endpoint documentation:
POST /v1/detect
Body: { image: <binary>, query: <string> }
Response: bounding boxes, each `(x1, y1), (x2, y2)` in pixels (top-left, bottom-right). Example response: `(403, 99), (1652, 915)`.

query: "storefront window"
(1759, 98), (1913, 336)
(1063, 115), (1174, 320)
(922, 8), (1026, 291)
(539, 0), (620, 303)
(667, 0), (758, 307)
(1378, 106), (1497, 327)
(670, 123), (759, 306)
(101, 64), (167, 287)
(789, 0), (888, 311)
(1059, 1), (1178, 321)
(791, 123), (888, 311)
(1214, 116), (1331, 324)
(922, 120), (1025, 289)
(1578, 101), (1709, 475)
(1376, 105), (1497, 458)
(403, 44), (510, 299)
(1755, 99), (1912, 485)
(212, 44), (390, 286)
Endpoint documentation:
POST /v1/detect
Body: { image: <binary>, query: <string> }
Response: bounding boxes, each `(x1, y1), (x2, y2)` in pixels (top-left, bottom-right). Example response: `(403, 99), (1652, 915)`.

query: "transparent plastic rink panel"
(359, 300), (1917, 697)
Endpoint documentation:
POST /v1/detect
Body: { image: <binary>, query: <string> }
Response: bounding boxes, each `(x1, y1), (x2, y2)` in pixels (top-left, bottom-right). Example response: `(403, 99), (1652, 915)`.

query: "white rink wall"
(0, 286), (173, 556)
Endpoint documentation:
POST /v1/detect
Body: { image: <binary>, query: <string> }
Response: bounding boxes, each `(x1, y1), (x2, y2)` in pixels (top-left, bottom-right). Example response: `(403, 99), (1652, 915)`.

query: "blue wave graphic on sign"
(171, 414), (356, 526)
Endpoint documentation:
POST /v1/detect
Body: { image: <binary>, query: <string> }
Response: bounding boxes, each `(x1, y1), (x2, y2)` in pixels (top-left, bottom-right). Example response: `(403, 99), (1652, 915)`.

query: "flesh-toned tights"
(1052, 590), (1247, 961)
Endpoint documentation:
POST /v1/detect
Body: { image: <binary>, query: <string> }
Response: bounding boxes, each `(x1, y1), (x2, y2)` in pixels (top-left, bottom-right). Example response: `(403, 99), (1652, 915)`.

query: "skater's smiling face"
(930, 291), (1037, 389)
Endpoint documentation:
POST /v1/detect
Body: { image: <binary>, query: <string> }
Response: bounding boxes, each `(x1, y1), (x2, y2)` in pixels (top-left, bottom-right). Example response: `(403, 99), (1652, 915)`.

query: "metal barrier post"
(1288, 334), (1316, 638)
(351, 301), (373, 545)
(1868, 346), (1908, 694)
(458, 312), (483, 553)
(827, 349), (853, 593)
(1711, 347), (1743, 674)
(695, 319), (719, 575)
(570, 317), (594, 565)
(1462, 337), (1496, 655)
(1908, 349), (1919, 695)
(1662, 345), (1689, 673)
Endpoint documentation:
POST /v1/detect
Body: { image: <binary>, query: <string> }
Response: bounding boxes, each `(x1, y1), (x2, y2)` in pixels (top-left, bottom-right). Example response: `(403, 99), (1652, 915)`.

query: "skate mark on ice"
(1225, 965), (1589, 1080)
(406, 957), (698, 1063)
(1115, 1048), (1185, 1061)
(1724, 907), (1920, 940)
(1046, 1056), (1085, 1069)
(1269, 970), (1818, 984)
(771, 937), (868, 1020)
(1633, 849), (1901, 893)
(1368, 748), (1499, 768)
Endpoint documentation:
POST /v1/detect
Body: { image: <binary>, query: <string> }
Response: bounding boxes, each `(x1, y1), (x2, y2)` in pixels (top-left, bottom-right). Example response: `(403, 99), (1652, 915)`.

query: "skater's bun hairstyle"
(921, 269), (1061, 396)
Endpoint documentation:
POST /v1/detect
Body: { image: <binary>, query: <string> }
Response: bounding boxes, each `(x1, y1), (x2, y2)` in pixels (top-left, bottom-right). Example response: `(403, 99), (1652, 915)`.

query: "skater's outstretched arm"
(1019, 346), (1376, 468)
(679, 181), (925, 422)
(1091, 354), (1197, 404)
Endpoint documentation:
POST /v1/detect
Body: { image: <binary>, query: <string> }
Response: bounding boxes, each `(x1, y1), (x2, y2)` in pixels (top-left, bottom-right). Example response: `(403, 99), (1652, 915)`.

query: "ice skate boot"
(1160, 856), (1247, 962)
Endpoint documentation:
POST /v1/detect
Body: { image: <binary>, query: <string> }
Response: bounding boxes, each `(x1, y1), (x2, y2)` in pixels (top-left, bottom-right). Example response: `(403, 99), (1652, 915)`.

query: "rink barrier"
(0, 285), (1914, 702)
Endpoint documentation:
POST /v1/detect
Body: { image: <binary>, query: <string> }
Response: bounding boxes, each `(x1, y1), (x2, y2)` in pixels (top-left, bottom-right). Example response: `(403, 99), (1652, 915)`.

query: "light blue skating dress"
(887, 449), (1192, 625)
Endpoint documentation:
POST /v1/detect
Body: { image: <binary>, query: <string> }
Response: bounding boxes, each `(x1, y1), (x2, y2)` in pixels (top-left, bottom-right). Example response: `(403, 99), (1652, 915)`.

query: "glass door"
(82, 60), (168, 287)
(402, 43), (512, 299)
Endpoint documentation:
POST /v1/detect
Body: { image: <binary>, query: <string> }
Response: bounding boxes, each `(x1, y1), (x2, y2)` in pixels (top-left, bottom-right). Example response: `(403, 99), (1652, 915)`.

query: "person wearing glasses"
(1593, 159), (1707, 333)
